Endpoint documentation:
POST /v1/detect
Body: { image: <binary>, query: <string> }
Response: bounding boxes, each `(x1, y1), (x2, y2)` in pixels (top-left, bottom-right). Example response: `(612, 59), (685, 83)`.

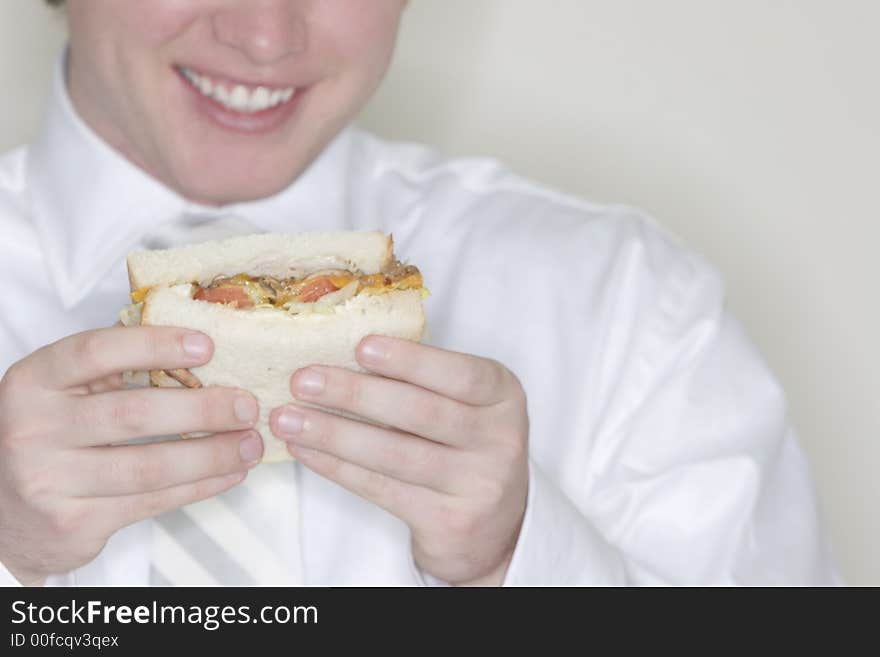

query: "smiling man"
(0, 0), (838, 586)
(64, 1), (404, 204)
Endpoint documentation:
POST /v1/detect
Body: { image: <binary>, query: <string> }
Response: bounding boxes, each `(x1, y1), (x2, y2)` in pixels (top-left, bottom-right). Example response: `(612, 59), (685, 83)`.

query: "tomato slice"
(193, 285), (255, 309)
(297, 276), (340, 302)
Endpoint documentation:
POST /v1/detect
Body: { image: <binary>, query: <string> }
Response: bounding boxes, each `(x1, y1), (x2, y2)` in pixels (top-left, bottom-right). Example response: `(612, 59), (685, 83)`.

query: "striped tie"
(151, 462), (302, 586)
(139, 215), (303, 586)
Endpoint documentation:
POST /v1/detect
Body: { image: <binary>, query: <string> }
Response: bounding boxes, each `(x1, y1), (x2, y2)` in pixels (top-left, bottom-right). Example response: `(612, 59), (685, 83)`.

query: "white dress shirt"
(0, 55), (839, 586)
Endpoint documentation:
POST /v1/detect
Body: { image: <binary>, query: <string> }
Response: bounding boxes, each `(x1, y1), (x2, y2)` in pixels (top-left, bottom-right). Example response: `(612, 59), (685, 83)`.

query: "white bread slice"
(128, 231), (394, 290)
(140, 284), (426, 463)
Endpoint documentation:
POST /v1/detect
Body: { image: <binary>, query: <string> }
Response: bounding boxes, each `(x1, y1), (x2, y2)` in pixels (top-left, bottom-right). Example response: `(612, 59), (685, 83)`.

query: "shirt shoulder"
(349, 129), (723, 320)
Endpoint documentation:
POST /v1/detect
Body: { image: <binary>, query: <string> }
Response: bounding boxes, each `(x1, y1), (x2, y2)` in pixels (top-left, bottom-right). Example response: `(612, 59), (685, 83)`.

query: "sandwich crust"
(128, 231), (394, 290)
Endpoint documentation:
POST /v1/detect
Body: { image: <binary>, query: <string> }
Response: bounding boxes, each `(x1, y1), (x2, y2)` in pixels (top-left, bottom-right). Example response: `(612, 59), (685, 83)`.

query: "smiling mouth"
(178, 66), (296, 114)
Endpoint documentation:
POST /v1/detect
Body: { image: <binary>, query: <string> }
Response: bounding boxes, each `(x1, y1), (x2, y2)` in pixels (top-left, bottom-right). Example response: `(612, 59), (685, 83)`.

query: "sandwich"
(120, 231), (427, 463)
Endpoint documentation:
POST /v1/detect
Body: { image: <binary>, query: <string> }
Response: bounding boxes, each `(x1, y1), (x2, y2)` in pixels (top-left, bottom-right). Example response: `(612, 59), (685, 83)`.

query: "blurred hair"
(46, 0), (65, 6)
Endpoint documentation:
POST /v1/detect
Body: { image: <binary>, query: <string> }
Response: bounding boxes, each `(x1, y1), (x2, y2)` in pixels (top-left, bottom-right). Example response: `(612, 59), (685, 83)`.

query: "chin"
(170, 158), (303, 206)
(157, 106), (332, 204)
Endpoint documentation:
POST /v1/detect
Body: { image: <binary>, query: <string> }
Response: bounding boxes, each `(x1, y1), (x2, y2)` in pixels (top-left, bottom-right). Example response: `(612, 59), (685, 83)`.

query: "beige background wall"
(2, 1), (877, 583)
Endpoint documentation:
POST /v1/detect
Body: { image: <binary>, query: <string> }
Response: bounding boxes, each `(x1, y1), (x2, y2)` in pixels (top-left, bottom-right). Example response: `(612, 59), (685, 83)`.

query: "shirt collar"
(27, 48), (354, 310)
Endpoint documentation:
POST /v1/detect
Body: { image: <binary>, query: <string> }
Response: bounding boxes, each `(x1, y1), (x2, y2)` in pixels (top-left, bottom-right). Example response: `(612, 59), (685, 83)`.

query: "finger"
(63, 386), (259, 447)
(73, 372), (126, 395)
(270, 405), (459, 493)
(290, 367), (482, 447)
(67, 323), (127, 394)
(67, 430), (263, 496)
(89, 372), (126, 394)
(95, 470), (249, 531)
(35, 326), (214, 390)
(356, 336), (518, 406)
(289, 442), (441, 527)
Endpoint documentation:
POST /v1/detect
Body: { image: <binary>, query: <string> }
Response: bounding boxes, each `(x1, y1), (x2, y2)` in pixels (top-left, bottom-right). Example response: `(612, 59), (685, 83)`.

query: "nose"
(212, 0), (307, 65)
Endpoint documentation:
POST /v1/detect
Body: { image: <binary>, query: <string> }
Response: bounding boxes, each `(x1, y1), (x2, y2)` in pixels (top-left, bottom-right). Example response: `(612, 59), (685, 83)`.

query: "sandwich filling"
(131, 261), (425, 314)
(124, 261), (424, 390)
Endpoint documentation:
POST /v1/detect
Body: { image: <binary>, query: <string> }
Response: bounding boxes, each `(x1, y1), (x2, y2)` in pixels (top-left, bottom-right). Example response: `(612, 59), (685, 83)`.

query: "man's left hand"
(270, 335), (529, 586)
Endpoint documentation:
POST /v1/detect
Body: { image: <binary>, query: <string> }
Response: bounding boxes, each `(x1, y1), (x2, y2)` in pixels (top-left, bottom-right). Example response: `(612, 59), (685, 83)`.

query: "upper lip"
(177, 64), (298, 89)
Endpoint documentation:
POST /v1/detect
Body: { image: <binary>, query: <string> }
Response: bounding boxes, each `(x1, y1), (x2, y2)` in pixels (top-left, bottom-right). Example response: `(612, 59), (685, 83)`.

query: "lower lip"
(177, 69), (305, 135)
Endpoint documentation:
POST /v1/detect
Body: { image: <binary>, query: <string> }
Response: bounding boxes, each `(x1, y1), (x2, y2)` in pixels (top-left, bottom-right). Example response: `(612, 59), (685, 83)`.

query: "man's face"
(65, 0), (407, 205)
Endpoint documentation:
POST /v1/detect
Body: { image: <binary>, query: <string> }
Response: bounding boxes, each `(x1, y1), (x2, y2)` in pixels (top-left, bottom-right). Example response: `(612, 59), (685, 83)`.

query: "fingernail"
(295, 369), (325, 396)
(239, 432), (263, 464)
(182, 332), (211, 360)
(234, 393), (258, 425)
(276, 408), (305, 438)
(359, 337), (391, 364)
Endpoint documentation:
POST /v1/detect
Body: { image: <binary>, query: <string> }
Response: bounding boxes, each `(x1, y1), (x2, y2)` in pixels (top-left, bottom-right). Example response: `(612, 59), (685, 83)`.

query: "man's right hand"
(0, 326), (262, 586)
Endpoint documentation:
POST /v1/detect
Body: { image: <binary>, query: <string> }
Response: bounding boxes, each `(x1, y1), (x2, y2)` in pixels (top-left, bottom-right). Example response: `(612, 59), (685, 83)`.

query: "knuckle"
(496, 431), (529, 467)
(453, 408), (484, 439)
(436, 501), (481, 539)
(416, 395), (447, 432)
(4, 455), (35, 497)
(109, 395), (150, 433)
(69, 399), (96, 433)
(128, 489), (166, 521)
(461, 363), (490, 399)
(0, 425), (37, 454)
(187, 480), (214, 504)
(409, 439), (437, 470)
(464, 359), (504, 399)
(342, 374), (364, 409)
(198, 388), (226, 428)
(361, 468), (390, 504)
(128, 454), (166, 490)
(472, 475), (506, 510)
(0, 413), (57, 456)
(309, 416), (334, 451)
(485, 395), (529, 442)
(383, 437), (435, 477)
(1, 359), (32, 391)
(453, 509), (483, 539)
(141, 329), (165, 364)
(205, 437), (235, 474)
(425, 399), (479, 441)
(18, 464), (58, 502)
(192, 472), (239, 502)
(378, 438), (408, 472)
(320, 452), (342, 478)
(74, 331), (108, 372)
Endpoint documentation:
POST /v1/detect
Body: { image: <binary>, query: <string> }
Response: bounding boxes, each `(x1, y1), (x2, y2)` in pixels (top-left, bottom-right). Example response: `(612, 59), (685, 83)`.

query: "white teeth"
(179, 66), (295, 113)
(230, 85), (249, 111)
(249, 87), (270, 112)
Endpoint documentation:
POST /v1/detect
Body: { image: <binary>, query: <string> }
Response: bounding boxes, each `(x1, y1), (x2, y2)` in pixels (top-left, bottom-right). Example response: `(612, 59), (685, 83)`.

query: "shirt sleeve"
(509, 239), (840, 585)
(499, 460), (626, 585)
(414, 223), (839, 586)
